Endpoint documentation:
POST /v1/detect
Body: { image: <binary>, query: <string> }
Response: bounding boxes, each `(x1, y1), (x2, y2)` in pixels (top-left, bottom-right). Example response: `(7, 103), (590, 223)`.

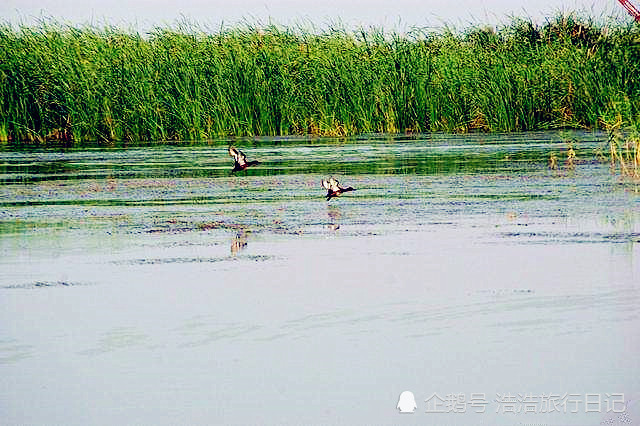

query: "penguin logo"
(397, 391), (417, 413)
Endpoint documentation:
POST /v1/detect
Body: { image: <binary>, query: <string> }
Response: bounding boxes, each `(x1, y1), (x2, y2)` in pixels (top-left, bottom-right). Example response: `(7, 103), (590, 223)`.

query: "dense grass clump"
(1, 15), (640, 143)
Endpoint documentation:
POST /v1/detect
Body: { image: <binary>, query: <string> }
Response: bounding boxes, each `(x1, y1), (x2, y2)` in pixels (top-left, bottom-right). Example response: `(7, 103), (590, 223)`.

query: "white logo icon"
(397, 391), (417, 413)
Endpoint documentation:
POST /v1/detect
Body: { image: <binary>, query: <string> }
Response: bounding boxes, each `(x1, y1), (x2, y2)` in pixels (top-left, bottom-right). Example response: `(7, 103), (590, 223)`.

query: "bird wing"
(229, 146), (239, 160)
(328, 177), (341, 191)
(321, 179), (331, 190)
(229, 146), (247, 166)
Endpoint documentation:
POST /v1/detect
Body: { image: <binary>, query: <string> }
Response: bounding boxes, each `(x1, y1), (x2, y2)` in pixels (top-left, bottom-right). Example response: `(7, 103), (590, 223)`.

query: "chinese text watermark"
(397, 392), (626, 415)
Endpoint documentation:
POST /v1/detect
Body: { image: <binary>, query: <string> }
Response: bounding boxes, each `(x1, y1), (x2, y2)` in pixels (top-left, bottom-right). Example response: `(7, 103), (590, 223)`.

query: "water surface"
(1, 131), (638, 425)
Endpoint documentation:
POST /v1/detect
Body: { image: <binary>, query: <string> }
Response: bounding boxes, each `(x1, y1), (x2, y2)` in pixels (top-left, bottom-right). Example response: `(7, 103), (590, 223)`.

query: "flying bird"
(321, 177), (356, 201)
(229, 146), (260, 172)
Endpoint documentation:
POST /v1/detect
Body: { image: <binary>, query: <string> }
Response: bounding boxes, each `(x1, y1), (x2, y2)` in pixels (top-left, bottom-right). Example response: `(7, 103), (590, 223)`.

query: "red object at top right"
(617, 0), (640, 22)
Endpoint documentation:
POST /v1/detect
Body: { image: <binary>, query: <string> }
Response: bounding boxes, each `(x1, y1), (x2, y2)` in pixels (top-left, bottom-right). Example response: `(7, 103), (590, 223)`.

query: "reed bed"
(607, 128), (640, 180)
(1, 14), (640, 143)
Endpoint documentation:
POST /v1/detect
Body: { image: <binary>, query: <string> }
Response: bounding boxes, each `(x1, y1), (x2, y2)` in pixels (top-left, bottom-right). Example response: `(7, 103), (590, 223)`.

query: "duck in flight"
(229, 146), (260, 172)
(322, 177), (356, 201)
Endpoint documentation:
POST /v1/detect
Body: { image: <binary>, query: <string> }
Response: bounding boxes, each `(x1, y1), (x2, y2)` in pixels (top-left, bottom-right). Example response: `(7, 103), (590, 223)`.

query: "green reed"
(1, 14), (640, 143)
(606, 126), (640, 181)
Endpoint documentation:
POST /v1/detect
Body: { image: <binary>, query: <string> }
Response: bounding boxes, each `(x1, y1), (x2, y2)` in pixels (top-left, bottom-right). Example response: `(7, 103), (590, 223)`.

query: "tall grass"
(606, 125), (640, 181)
(1, 14), (640, 143)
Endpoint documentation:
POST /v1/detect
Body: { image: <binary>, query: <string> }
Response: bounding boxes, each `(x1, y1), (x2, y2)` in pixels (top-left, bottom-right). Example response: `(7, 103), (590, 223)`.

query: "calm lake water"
(1, 131), (639, 426)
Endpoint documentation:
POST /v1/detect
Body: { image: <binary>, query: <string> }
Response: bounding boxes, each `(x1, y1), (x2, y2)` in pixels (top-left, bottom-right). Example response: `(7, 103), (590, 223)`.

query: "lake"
(1, 131), (638, 425)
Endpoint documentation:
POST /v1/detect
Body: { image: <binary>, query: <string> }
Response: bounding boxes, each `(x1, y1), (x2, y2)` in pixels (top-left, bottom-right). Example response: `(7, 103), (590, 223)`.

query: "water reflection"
(327, 205), (341, 231)
(230, 229), (249, 256)
(0, 131), (609, 184)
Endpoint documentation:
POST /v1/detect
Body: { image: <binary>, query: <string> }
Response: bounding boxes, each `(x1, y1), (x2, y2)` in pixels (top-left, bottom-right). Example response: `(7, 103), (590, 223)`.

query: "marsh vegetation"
(1, 14), (640, 144)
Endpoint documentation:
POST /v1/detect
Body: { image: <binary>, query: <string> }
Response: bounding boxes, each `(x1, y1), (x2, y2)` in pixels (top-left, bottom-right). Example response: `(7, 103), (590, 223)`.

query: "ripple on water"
(77, 327), (151, 356)
(498, 231), (640, 244)
(1, 280), (93, 290)
(113, 254), (276, 265)
(155, 286), (639, 344)
(0, 339), (34, 364)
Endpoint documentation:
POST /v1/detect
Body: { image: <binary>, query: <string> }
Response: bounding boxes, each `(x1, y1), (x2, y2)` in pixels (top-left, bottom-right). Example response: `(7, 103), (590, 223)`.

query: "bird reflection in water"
(327, 204), (341, 231)
(230, 229), (249, 256)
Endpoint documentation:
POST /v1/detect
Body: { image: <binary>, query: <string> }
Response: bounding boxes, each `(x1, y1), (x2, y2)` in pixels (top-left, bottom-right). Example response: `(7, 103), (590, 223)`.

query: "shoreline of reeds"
(1, 13), (639, 145)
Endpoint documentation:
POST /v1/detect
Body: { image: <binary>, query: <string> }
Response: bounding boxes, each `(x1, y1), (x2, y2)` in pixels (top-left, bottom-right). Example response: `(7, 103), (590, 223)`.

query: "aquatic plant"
(601, 98), (640, 181)
(1, 14), (640, 143)
(607, 129), (640, 180)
